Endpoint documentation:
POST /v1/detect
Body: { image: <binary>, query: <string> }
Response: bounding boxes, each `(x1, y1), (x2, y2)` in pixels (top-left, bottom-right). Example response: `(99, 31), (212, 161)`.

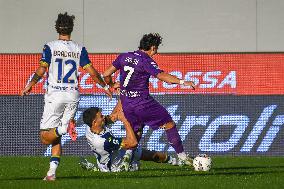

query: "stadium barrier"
(0, 53), (283, 156)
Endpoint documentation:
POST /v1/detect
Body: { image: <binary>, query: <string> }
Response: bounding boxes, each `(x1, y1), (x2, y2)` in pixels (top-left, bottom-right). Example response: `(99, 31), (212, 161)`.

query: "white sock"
(47, 160), (59, 176)
(56, 126), (68, 136)
(177, 152), (187, 160)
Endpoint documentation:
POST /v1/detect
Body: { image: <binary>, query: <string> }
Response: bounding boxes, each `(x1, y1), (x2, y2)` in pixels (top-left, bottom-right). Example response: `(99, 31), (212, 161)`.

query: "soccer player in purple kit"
(103, 33), (195, 166)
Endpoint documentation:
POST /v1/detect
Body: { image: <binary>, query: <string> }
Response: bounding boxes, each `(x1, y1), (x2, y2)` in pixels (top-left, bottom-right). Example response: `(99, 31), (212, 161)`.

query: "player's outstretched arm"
(85, 65), (112, 99)
(21, 66), (47, 96)
(156, 72), (195, 90)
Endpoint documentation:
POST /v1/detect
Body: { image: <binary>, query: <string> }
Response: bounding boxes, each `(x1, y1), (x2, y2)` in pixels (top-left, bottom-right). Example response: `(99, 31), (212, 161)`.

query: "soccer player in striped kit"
(21, 12), (112, 181)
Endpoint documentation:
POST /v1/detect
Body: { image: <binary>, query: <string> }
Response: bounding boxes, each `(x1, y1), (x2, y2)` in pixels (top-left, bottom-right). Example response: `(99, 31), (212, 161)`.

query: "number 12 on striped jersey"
(55, 58), (77, 83)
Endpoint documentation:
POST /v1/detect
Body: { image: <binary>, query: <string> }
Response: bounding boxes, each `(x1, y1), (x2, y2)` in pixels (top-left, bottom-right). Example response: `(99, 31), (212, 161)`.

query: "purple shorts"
(121, 95), (173, 133)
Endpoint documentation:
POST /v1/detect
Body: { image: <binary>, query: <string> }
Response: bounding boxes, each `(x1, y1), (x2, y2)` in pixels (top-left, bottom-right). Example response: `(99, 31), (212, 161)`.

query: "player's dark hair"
(138, 33), (162, 51)
(83, 107), (101, 127)
(55, 12), (75, 35)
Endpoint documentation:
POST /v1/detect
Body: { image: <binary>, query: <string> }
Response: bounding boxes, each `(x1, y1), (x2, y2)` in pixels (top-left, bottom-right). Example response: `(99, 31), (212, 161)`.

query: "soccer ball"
(193, 154), (212, 171)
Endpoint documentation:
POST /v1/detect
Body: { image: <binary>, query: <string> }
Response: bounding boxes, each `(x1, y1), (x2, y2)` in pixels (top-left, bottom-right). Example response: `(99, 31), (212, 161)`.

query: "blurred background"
(1, 0), (284, 53)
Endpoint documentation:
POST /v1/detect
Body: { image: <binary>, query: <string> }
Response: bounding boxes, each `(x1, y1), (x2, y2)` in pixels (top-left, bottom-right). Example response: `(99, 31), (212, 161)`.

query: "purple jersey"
(112, 50), (172, 132)
(112, 50), (163, 98)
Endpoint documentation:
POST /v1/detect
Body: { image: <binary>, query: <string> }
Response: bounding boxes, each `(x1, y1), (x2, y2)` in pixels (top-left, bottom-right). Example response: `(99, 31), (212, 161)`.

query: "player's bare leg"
(160, 121), (193, 166)
(141, 149), (177, 164)
(40, 130), (59, 145)
(40, 119), (76, 181)
(40, 119), (77, 144)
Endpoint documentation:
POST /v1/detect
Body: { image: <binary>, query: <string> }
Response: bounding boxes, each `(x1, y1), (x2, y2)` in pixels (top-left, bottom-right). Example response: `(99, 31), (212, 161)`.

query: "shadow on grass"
(213, 165), (284, 171)
(140, 165), (284, 172)
(3, 166), (284, 181)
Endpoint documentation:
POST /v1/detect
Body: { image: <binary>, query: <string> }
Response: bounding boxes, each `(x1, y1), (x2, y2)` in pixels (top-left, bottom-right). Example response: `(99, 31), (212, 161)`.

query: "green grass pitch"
(0, 156), (284, 189)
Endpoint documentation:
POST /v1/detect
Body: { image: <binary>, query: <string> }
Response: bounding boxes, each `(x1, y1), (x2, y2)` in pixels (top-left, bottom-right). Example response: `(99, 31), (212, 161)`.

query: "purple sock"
(165, 126), (184, 154)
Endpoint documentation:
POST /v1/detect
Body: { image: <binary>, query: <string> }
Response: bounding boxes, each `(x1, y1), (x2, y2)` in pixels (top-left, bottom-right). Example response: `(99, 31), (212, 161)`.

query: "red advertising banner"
(0, 53), (284, 95)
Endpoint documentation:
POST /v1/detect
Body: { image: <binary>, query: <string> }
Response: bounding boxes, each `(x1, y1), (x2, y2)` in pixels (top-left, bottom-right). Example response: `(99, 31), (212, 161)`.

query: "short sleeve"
(142, 59), (164, 77)
(112, 54), (123, 70)
(40, 45), (51, 67)
(80, 47), (91, 69)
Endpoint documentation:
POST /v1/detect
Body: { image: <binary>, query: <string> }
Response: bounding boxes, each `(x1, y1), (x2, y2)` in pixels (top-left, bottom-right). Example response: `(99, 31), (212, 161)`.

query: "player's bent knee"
(40, 131), (50, 144)
(40, 137), (51, 145)
(40, 130), (58, 145)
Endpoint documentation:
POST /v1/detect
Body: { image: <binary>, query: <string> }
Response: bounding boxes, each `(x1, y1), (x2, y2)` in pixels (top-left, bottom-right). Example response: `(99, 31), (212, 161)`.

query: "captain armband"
(82, 63), (92, 70)
(39, 61), (49, 68)
(31, 73), (42, 83)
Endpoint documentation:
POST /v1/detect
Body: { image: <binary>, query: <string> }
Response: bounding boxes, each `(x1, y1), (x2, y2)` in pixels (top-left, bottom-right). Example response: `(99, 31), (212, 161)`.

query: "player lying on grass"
(81, 101), (177, 172)
(79, 148), (178, 172)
